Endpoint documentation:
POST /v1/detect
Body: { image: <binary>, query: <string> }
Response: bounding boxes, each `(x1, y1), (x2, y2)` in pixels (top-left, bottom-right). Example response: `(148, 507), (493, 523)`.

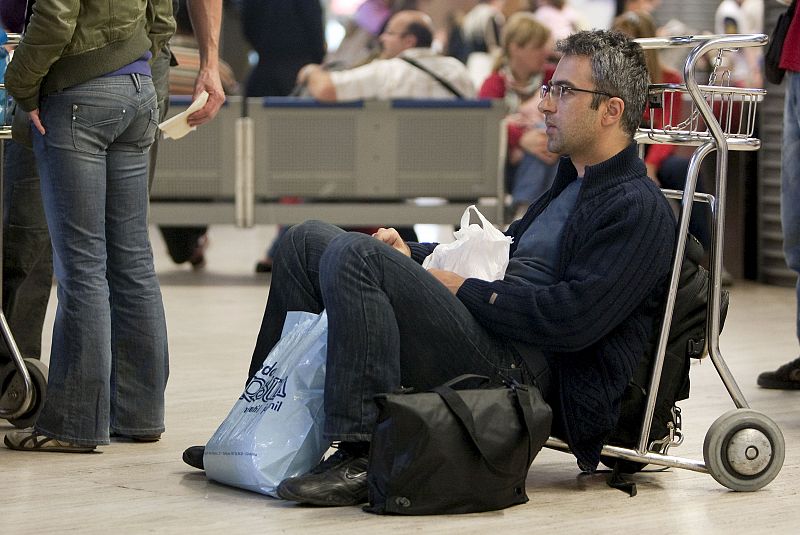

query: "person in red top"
(758, 0), (800, 389)
(613, 10), (712, 251)
(478, 12), (558, 216)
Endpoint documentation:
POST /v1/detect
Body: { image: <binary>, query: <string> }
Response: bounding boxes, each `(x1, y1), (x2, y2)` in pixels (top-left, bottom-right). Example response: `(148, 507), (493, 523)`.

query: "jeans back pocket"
(71, 103), (125, 154)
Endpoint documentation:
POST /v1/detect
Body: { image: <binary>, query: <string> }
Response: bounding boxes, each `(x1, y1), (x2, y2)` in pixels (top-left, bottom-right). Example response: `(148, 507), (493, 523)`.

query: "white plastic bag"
(422, 205), (513, 281)
(204, 311), (329, 497)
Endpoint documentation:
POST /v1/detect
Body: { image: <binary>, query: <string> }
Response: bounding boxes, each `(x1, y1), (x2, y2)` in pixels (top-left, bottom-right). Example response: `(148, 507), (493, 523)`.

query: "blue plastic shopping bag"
(204, 311), (329, 497)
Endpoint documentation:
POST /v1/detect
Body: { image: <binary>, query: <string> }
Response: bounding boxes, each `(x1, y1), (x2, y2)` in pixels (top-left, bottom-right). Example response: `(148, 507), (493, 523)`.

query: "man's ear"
(602, 97), (625, 127)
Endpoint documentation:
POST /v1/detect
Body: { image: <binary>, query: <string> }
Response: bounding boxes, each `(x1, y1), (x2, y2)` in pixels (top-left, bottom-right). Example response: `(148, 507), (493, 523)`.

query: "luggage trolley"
(545, 33), (786, 491)
(0, 31), (49, 429)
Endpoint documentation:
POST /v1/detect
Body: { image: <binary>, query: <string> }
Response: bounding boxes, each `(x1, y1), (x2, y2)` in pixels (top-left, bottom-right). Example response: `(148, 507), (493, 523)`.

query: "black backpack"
(603, 234), (729, 475)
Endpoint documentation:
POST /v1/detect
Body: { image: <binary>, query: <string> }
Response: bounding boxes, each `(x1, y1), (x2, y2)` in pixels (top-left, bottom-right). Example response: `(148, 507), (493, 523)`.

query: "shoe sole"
(757, 378), (800, 389)
(4, 434), (97, 453)
(111, 434), (161, 443)
(276, 482), (366, 507)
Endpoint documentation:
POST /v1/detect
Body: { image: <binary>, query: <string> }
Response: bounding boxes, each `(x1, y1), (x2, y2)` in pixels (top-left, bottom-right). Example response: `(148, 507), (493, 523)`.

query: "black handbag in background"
(765, 0), (797, 85)
(364, 374), (552, 515)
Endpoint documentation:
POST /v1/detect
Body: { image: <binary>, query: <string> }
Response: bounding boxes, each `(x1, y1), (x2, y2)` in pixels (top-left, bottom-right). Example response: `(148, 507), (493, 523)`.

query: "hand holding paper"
(157, 91), (209, 140)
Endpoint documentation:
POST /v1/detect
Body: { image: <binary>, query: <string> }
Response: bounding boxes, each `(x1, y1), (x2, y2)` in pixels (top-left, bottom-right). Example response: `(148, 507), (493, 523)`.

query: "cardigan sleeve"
(407, 241), (437, 265)
(455, 185), (675, 352)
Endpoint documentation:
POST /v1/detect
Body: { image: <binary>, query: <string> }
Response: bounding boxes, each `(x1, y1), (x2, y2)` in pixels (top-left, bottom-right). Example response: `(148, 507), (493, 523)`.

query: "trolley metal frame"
(545, 33), (785, 491)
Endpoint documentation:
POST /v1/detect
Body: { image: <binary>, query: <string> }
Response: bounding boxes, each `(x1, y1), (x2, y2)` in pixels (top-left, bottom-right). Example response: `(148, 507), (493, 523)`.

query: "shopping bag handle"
(460, 205), (494, 230)
(433, 384), (541, 477)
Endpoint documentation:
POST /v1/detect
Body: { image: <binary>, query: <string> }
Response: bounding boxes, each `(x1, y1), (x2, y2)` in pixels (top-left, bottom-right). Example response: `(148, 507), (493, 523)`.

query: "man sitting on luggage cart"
(183, 29), (677, 507)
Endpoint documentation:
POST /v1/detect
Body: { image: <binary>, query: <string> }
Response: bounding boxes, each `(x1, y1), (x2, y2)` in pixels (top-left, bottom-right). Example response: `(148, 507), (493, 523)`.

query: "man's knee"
(319, 231), (382, 273)
(325, 231), (374, 258)
(274, 220), (342, 260)
(282, 220), (335, 243)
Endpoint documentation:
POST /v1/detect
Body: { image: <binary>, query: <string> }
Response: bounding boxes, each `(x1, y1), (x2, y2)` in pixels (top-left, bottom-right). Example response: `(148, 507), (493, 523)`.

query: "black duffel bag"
(364, 374), (552, 515)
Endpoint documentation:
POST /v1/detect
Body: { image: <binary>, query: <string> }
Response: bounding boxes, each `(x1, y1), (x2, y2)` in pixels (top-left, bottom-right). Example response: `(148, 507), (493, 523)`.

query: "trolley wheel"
(703, 408), (785, 492)
(0, 358), (48, 428)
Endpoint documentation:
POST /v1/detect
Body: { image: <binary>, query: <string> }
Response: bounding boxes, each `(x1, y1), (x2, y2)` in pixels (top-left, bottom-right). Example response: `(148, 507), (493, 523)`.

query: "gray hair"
(556, 30), (649, 137)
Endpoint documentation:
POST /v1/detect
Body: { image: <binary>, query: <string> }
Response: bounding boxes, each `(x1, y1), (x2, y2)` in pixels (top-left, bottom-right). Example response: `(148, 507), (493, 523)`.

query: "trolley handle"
(635, 33), (768, 51)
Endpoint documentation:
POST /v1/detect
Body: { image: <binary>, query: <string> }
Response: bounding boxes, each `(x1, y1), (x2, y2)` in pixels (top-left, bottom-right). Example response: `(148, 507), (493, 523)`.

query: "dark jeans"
(248, 220), (549, 442)
(159, 226), (207, 264)
(657, 155), (712, 251)
(1, 140), (52, 365)
(510, 153), (559, 208)
(148, 46), (208, 265)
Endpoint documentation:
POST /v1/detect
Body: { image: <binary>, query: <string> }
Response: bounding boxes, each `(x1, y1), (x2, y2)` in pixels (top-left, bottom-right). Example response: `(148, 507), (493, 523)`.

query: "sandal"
(4, 429), (97, 453)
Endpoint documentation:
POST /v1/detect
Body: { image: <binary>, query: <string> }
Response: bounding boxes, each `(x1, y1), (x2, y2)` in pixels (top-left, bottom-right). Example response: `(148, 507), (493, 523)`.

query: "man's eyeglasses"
(540, 82), (614, 101)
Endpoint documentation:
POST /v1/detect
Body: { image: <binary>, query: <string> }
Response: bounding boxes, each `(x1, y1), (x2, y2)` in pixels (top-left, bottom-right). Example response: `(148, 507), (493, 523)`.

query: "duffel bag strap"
(513, 386), (546, 464)
(433, 385), (535, 477)
(440, 374), (491, 389)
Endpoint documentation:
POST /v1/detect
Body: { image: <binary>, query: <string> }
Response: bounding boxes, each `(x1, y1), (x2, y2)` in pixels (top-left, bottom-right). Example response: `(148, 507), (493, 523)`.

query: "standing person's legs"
(104, 75), (169, 437)
(1, 140), (52, 365)
(758, 71), (800, 389)
(148, 46), (209, 267)
(25, 82), (120, 446)
(148, 46), (171, 190)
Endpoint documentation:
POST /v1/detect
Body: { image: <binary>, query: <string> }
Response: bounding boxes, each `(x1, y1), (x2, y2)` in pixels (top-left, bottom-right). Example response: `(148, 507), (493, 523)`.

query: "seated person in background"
(612, 10), (712, 253)
(184, 30), (677, 508)
(255, 9), (475, 267)
(532, 0), (588, 43)
(298, 10), (476, 101)
(457, 0), (532, 85)
(714, 0), (763, 89)
(479, 12), (559, 216)
(617, 0), (662, 15)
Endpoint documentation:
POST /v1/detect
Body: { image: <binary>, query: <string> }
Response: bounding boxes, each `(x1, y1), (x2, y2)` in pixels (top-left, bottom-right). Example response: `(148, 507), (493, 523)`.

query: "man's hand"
(372, 227), (411, 257)
(187, 67), (225, 126)
(296, 64), (321, 86)
(30, 109), (45, 135)
(186, 0), (225, 126)
(427, 269), (466, 295)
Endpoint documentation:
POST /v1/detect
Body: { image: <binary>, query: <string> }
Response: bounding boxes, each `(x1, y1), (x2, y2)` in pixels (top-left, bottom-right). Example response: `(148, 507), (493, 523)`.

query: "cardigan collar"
(513, 142), (645, 240)
(550, 142), (645, 199)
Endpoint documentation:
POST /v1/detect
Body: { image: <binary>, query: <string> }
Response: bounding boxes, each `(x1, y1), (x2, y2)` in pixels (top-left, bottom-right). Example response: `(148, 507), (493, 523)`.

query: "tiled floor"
(1, 224), (798, 534)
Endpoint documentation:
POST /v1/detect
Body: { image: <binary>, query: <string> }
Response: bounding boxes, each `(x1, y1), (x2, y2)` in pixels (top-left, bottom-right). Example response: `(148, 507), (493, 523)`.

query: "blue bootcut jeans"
(782, 71), (800, 345)
(248, 220), (550, 442)
(31, 74), (169, 446)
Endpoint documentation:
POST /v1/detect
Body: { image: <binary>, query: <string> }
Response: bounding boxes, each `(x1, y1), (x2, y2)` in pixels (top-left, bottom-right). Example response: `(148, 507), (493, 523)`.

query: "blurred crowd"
(212, 0), (764, 268)
(2, 0), (765, 271)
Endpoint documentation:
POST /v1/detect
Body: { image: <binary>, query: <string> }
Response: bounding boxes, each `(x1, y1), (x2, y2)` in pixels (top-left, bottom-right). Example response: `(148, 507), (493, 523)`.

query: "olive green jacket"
(6, 0), (175, 112)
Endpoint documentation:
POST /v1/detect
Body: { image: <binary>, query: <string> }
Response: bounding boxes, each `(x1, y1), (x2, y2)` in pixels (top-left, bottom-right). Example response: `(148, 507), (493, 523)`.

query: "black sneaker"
(277, 447), (368, 506)
(182, 445), (205, 470)
(757, 357), (800, 389)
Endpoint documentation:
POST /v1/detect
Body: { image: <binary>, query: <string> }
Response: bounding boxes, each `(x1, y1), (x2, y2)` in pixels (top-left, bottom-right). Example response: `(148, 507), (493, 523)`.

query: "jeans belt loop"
(131, 73), (141, 92)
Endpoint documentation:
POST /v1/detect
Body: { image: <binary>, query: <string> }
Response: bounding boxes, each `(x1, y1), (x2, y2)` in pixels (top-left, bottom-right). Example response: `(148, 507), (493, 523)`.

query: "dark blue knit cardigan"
(409, 143), (676, 471)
